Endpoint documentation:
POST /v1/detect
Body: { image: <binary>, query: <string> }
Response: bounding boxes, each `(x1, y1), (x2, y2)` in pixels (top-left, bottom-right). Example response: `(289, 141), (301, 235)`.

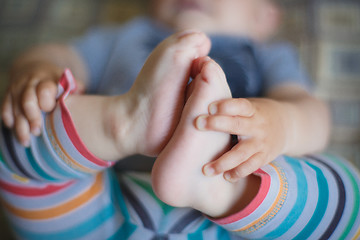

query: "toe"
(159, 30), (211, 64)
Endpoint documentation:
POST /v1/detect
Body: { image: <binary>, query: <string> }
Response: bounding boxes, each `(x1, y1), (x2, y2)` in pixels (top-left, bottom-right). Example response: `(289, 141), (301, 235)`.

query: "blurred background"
(0, 0), (359, 238)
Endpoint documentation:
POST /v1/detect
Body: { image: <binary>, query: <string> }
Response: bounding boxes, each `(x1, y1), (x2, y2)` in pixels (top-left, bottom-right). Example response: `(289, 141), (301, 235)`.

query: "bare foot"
(152, 57), (260, 217)
(128, 30), (212, 156)
(66, 31), (211, 160)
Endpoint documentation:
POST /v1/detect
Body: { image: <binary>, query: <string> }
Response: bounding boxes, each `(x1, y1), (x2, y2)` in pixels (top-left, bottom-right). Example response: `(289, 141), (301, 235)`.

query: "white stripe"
(1, 174), (95, 211)
(128, 228), (155, 240)
(7, 173), (110, 233)
(10, 136), (42, 180)
(0, 130), (25, 176)
(318, 155), (357, 240)
(42, 114), (88, 178)
(78, 210), (124, 240)
(279, 160), (319, 239)
(246, 157), (299, 239)
(221, 163), (281, 232)
(29, 136), (67, 180)
(307, 158), (339, 239)
(52, 107), (106, 172)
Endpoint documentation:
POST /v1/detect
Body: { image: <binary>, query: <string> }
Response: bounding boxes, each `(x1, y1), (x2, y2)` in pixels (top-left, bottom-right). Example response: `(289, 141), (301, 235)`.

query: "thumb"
(36, 80), (58, 112)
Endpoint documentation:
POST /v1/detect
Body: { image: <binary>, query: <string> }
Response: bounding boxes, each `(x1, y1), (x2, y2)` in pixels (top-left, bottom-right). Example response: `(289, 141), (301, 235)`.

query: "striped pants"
(0, 71), (359, 239)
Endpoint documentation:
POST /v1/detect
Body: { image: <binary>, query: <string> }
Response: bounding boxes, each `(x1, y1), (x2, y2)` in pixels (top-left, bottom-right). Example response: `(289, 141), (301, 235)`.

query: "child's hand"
(196, 98), (289, 182)
(1, 62), (65, 146)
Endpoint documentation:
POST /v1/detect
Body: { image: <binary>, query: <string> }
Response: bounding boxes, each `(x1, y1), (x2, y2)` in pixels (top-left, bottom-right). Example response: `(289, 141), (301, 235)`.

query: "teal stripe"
(14, 203), (116, 240)
(216, 226), (232, 240)
(36, 137), (79, 179)
(25, 148), (57, 181)
(264, 156), (307, 239)
(293, 161), (329, 240)
(188, 231), (203, 240)
(109, 170), (131, 221)
(327, 154), (360, 239)
(0, 149), (11, 170)
(108, 221), (137, 240)
(188, 219), (212, 240)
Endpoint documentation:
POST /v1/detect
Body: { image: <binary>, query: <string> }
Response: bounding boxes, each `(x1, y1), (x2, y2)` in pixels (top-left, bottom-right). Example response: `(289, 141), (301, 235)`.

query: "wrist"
(278, 101), (298, 155)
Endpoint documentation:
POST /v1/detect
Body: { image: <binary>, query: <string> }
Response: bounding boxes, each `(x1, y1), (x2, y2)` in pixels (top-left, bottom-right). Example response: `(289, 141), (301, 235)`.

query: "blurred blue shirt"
(71, 17), (313, 170)
(72, 17), (312, 97)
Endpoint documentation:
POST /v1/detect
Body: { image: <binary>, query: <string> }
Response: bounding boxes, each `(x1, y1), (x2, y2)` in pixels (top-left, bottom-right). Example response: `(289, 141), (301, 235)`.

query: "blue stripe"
(169, 210), (203, 233)
(264, 156), (308, 239)
(120, 181), (155, 230)
(25, 148), (57, 181)
(13, 203), (116, 240)
(1, 124), (33, 178)
(35, 136), (79, 179)
(308, 155), (346, 240)
(293, 161), (329, 240)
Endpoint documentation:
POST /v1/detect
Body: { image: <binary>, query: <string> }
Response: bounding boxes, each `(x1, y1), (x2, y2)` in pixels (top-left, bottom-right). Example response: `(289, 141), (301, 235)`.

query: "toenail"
(176, 29), (202, 39)
(196, 116), (207, 130)
(204, 165), (215, 176)
(209, 104), (217, 115)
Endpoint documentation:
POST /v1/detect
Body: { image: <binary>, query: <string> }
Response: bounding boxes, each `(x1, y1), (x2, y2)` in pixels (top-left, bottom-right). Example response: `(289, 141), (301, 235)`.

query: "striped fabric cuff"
(45, 69), (115, 175)
(212, 155), (360, 239)
(211, 161), (286, 237)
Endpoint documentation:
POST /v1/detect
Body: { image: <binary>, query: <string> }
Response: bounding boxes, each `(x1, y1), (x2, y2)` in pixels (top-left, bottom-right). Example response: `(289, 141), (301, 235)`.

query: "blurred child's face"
(151, 0), (278, 40)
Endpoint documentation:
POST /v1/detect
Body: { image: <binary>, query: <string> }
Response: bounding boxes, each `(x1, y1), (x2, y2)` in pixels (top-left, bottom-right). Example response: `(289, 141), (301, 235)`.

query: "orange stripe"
(237, 163), (287, 232)
(47, 112), (95, 173)
(1, 172), (103, 220)
(353, 228), (360, 240)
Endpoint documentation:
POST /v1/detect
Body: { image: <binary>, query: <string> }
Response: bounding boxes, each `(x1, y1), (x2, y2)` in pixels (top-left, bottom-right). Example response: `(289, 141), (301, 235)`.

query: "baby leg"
(152, 57), (260, 218)
(66, 31), (211, 160)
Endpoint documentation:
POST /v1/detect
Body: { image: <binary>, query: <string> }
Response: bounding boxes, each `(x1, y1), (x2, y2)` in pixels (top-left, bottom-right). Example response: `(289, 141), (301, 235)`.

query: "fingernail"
(203, 165), (215, 176)
(224, 173), (233, 182)
(176, 29), (201, 39)
(22, 140), (30, 148)
(2, 113), (14, 128)
(33, 127), (41, 136)
(209, 104), (217, 115)
(196, 116), (207, 130)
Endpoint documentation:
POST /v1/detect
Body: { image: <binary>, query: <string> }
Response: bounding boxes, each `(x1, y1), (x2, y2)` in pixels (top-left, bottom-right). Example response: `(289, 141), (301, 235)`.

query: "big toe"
(187, 58), (232, 111)
(156, 30), (211, 66)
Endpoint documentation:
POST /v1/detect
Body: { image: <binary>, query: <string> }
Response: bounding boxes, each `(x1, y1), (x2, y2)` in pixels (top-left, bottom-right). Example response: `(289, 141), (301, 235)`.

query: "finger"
(196, 114), (255, 136)
(224, 152), (265, 182)
(14, 114), (31, 147)
(1, 93), (15, 128)
(37, 80), (58, 112)
(203, 139), (259, 176)
(209, 98), (255, 117)
(74, 79), (86, 94)
(22, 86), (42, 135)
(12, 88), (31, 145)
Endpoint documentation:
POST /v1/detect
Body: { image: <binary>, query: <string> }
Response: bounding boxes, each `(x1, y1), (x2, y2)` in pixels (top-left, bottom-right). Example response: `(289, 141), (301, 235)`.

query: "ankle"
(104, 94), (141, 158)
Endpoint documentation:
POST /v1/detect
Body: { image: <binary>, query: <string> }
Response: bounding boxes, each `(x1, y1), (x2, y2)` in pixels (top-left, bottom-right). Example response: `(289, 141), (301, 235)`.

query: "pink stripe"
(211, 169), (271, 225)
(0, 178), (74, 197)
(57, 70), (113, 168)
